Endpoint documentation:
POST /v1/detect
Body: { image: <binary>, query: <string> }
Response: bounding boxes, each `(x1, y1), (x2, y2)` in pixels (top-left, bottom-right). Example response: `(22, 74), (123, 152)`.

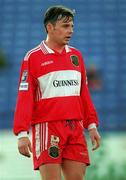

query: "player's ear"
(47, 23), (54, 33)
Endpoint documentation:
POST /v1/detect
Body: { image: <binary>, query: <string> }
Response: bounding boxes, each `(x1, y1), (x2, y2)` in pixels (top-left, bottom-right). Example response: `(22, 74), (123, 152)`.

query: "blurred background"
(0, 0), (126, 179)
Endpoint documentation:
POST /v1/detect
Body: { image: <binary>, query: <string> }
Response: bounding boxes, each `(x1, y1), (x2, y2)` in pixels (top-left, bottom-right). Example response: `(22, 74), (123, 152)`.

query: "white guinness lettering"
(38, 70), (81, 99)
(53, 80), (79, 87)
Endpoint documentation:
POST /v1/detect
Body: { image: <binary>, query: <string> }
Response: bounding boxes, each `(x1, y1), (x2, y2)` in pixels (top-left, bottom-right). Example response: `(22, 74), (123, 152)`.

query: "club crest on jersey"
(48, 135), (60, 158)
(70, 55), (79, 67)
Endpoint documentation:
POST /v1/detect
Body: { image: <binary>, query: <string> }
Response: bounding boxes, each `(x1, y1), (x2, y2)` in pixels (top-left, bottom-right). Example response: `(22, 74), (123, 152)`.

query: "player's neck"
(45, 37), (65, 54)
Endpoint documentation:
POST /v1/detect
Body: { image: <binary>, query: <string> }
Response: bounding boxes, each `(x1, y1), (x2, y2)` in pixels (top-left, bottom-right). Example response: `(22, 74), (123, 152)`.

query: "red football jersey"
(13, 41), (99, 135)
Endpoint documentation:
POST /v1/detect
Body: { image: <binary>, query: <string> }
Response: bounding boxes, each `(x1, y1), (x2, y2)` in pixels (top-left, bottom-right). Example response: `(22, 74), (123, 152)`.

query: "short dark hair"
(44, 5), (75, 31)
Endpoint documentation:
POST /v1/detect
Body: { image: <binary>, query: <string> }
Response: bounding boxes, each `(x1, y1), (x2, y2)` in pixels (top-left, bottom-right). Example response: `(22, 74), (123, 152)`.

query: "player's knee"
(39, 164), (61, 180)
(41, 174), (60, 180)
(65, 172), (84, 180)
(40, 171), (61, 180)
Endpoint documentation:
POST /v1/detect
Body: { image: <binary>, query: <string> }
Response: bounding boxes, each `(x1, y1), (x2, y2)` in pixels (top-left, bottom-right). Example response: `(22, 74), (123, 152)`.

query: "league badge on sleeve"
(19, 70), (29, 91)
(21, 70), (28, 82)
(70, 55), (79, 67)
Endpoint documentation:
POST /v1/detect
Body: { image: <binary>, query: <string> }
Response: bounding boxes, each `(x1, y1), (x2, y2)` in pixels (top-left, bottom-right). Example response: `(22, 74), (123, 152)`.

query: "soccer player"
(13, 5), (101, 180)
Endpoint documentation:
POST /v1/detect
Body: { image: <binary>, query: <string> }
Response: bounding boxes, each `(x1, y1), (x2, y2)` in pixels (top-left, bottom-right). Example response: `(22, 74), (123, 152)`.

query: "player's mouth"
(65, 36), (71, 41)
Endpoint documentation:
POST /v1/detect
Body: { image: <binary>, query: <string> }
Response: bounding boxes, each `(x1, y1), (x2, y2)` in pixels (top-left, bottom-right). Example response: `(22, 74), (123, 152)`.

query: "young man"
(13, 5), (101, 180)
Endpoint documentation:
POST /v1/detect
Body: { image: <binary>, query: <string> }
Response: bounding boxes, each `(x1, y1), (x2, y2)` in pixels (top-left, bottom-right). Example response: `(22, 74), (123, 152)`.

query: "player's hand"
(89, 128), (101, 151)
(18, 137), (32, 158)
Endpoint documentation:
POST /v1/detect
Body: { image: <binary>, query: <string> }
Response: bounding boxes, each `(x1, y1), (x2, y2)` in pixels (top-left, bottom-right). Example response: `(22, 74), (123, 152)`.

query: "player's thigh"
(62, 159), (87, 180)
(39, 163), (61, 180)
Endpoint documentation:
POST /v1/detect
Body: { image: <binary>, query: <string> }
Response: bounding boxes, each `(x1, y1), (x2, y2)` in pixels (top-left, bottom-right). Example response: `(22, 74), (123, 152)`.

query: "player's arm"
(79, 54), (101, 150)
(13, 55), (36, 157)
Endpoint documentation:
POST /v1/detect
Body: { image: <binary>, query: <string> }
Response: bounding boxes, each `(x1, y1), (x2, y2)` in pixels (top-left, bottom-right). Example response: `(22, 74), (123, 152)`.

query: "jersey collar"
(40, 41), (71, 54)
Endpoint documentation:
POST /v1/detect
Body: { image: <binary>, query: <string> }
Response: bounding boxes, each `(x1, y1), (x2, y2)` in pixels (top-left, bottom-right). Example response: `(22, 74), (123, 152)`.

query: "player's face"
(50, 17), (74, 46)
